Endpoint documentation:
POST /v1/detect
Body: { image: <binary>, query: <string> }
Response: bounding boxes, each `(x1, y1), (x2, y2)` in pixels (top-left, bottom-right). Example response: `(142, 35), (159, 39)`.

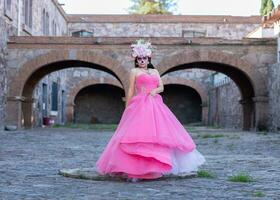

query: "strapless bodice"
(135, 73), (159, 95)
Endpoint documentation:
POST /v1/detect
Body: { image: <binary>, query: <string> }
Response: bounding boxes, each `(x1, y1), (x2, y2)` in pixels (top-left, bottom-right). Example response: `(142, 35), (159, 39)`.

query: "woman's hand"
(150, 89), (157, 96)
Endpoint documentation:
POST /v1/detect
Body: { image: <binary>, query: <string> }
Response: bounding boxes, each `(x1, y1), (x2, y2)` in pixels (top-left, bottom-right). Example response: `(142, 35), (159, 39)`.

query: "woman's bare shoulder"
(151, 68), (160, 74)
(129, 68), (139, 77)
(130, 68), (137, 74)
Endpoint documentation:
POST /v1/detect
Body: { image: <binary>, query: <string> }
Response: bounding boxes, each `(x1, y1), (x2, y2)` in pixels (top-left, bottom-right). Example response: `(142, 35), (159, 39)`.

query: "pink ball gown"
(96, 72), (205, 180)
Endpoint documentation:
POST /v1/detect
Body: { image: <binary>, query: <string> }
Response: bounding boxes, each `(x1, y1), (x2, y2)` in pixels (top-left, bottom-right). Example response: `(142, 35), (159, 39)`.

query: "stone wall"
(68, 15), (260, 40)
(208, 80), (242, 129)
(0, 18), (7, 130)
(268, 63), (280, 132)
(31, 0), (67, 36)
(167, 69), (213, 88)
(0, 0), (67, 36)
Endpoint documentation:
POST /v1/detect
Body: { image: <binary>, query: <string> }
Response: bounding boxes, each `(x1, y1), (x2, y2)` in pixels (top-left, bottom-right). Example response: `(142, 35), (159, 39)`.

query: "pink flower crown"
(130, 39), (154, 58)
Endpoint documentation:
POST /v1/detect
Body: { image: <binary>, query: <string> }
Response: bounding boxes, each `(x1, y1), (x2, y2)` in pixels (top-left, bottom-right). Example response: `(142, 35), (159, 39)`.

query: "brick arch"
(6, 50), (129, 129)
(161, 76), (209, 125)
(156, 50), (268, 131)
(157, 50), (266, 97)
(66, 77), (124, 123)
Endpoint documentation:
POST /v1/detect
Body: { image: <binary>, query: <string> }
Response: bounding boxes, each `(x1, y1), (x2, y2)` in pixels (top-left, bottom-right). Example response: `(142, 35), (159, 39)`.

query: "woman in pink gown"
(95, 40), (205, 181)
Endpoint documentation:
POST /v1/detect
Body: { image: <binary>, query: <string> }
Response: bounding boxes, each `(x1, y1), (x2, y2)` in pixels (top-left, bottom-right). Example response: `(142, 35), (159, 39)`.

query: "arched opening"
(161, 61), (255, 130)
(21, 61), (125, 128)
(6, 51), (127, 129)
(65, 76), (123, 123)
(74, 84), (125, 124)
(162, 84), (202, 124)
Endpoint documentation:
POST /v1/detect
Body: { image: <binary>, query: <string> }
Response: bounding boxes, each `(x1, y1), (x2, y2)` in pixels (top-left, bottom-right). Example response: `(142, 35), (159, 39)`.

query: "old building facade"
(0, 0), (279, 132)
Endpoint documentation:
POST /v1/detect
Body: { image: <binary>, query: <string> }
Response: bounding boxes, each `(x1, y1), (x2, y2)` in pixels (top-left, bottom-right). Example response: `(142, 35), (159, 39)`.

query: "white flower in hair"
(131, 39), (153, 58)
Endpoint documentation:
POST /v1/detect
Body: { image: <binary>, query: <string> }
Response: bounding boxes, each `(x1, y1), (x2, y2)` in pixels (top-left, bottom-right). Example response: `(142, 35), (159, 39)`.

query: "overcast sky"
(58, 0), (280, 16)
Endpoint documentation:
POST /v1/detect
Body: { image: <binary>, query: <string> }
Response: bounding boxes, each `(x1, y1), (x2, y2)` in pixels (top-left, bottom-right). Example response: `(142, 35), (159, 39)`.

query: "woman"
(95, 39), (205, 182)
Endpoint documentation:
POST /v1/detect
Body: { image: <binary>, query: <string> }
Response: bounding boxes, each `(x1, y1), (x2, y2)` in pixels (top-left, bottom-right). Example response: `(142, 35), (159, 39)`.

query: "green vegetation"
(199, 134), (225, 139)
(257, 131), (268, 135)
(228, 173), (253, 183)
(184, 126), (197, 132)
(207, 125), (221, 129)
(197, 170), (216, 179)
(252, 191), (265, 197)
(52, 123), (118, 131)
(229, 135), (241, 139)
(128, 0), (178, 14)
(260, 0), (274, 16)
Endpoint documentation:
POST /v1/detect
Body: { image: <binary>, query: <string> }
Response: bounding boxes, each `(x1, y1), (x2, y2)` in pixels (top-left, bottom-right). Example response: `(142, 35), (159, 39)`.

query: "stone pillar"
(66, 103), (75, 123)
(22, 97), (36, 128)
(5, 96), (25, 130)
(253, 96), (269, 131)
(239, 98), (254, 131)
(201, 103), (209, 125)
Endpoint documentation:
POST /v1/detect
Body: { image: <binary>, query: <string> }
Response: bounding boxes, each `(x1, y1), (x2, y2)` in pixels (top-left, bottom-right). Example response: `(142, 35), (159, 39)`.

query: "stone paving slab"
(58, 168), (197, 182)
(0, 127), (280, 199)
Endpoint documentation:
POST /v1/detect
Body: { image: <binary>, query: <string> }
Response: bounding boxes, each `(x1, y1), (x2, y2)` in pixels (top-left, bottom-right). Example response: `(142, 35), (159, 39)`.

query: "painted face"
(137, 56), (148, 68)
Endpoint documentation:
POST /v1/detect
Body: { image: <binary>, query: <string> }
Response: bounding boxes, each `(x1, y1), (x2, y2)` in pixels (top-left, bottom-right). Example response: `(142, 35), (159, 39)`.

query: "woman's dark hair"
(134, 57), (155, 69)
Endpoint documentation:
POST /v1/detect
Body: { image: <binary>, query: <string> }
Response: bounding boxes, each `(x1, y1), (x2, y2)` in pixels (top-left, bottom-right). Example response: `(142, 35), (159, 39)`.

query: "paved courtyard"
(0, 126), (280, 200)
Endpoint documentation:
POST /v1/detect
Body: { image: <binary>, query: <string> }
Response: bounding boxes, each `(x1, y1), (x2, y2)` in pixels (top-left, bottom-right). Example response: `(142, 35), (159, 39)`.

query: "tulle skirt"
(96, 93), (206, 179)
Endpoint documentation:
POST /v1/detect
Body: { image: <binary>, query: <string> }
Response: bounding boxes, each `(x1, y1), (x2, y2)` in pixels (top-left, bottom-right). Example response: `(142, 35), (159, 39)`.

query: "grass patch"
(228, 172), (253, 183)
(229, 135), (241, 139)
(252, 191), (265, 197)
(198, 134), (225, 139)
(257, 131), (268, 135)
(197, 170), (216, 179)
(52, 123), (118, 131)
(207, 125), (221, 129)
(184, 127), (197, 132)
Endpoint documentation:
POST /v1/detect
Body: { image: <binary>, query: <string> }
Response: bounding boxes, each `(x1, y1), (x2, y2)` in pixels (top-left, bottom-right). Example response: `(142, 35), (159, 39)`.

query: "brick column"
(22, 97), (36, 128)
(201, 103), (209, 125)
(253, 96), (269, 131)
(5, 96), (25, 129)
(239, 98), (254, 131)
(66, 103), (75, 123)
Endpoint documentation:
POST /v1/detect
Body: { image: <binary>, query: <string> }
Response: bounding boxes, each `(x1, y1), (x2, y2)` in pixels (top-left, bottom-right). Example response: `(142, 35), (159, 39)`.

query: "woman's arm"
(125, 68), (136, 108)
(150, 69), (164, 96)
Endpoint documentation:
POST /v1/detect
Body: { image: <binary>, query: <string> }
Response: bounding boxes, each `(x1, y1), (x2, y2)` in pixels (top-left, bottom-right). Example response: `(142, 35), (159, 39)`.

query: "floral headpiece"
(130, 39), (154, 58)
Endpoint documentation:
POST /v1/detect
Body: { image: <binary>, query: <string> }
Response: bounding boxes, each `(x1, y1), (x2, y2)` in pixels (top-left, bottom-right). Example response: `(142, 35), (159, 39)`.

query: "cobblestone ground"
(1, 126), (280, 200)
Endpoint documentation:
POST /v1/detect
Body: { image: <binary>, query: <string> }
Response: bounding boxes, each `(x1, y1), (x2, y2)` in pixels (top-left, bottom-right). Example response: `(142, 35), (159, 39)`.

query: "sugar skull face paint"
(137, 56), (149, 67)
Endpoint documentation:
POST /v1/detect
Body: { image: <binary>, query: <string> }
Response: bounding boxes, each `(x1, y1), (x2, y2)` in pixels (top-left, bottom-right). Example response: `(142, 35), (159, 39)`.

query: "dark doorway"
(162, 84), (202, 124)
(74, 84), (125, 124)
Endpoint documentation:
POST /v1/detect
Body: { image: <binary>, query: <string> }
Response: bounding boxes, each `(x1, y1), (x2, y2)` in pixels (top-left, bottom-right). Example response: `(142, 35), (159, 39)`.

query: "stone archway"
(157, 50), (268, 131)
(6, 50), (128, 129)
(66, 77), (124, 123)
(161, 76), (209, 124)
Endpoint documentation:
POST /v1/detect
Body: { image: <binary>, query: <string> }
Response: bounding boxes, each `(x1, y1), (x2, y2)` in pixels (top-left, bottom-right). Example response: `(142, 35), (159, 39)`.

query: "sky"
(58, 0), (280, 16)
